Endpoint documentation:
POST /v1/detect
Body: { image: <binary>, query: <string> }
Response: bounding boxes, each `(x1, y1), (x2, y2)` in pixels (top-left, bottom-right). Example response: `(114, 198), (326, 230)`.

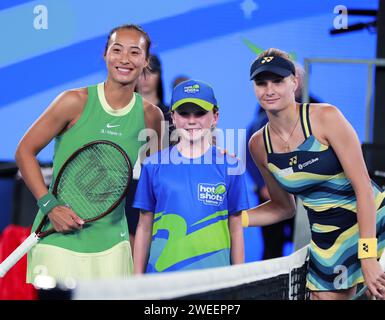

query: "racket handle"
(0, 233), (39, 277)
(351, 285), (368, 300)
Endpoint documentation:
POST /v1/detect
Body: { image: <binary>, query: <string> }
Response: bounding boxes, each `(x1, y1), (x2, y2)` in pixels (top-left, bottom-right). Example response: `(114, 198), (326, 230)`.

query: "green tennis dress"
(27, 83), (146, 283)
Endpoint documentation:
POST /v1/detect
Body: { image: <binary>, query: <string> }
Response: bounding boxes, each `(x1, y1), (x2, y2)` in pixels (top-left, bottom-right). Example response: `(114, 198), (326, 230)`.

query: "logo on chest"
(100, 123), (123, 137)
(298, 157), (319, 170)
(197, 183), (226, 206)
(289, 156), (297, 166)
(278, 155), (320, 177)
(288, 155), (320, 170)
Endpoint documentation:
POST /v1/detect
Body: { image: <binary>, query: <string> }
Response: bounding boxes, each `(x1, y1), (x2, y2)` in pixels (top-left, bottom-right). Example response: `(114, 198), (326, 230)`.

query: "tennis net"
(72, 245), (310, 300)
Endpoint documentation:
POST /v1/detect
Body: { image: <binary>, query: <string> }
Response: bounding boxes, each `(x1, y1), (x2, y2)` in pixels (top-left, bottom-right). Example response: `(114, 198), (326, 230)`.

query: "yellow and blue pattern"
(263, 103), (385, 291)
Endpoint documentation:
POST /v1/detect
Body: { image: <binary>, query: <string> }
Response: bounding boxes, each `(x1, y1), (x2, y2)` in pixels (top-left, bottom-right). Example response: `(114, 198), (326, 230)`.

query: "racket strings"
(76, 147), (126, 202)
(56, 144), (130, 220)
(58, 150), (126, 218)
(72, 144), (127, 195)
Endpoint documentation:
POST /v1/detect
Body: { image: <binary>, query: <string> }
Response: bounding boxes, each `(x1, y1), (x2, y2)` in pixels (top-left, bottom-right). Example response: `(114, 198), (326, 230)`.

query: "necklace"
(269, 110), (300, 153)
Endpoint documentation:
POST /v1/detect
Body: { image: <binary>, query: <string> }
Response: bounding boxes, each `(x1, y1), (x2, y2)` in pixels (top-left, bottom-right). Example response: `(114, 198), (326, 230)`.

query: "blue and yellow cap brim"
(171, 98), (215, 111)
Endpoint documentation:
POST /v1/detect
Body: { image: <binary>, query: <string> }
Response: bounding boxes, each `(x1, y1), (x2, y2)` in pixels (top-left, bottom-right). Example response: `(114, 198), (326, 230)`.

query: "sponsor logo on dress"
(298, 157), (319, 170)
(289, 156), (297, 166)
(106, 123), (120, 129)
(278, 167), (294, 177)
(100, 123), (122, 137)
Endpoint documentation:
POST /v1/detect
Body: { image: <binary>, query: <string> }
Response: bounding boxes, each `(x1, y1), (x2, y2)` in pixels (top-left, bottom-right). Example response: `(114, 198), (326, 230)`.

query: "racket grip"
(0, 233), (39, 277)
(351, 285), (368, 300)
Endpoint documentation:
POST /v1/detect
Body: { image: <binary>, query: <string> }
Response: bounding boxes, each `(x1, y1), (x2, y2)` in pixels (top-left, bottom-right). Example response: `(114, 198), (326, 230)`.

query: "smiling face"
(104, 28), (149, 86)
(172, 104), (219, 144)
(253, 72), (298, 112)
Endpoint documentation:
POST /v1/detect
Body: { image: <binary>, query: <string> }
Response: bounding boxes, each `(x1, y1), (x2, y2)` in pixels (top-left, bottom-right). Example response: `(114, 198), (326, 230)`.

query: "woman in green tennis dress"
(15, 25), (163, 283)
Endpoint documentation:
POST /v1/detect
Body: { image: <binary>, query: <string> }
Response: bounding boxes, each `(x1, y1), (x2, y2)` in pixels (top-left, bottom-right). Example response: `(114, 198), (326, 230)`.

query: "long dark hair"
(156, 74), (164, 105)
(135, 54), (165, 105)
(150, 55), (164, 105)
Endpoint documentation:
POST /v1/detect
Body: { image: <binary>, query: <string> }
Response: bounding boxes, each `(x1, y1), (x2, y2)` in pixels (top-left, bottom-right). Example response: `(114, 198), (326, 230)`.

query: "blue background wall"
(0, 0), (379, 261)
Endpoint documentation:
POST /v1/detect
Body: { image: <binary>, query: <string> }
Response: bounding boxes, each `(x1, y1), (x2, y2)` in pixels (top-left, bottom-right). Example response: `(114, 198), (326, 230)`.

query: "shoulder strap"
(263, 124), (273, 154)
(300, 103), (312, 138)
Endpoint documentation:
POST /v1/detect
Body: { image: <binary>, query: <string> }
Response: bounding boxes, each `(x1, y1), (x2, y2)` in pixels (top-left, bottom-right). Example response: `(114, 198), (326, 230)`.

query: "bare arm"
(246, 130), (296, 226)
(313, 105), (376, 239)
(314, 105), (385, 298)
(229, 212), (244, 264)
(133, 210), (154, 274)
(15, 89), (87, 232)
(142, 99), (165, 158)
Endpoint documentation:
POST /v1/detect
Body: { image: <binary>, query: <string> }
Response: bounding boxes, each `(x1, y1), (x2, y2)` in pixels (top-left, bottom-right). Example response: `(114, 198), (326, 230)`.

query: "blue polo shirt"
(133, 146), (249, 273)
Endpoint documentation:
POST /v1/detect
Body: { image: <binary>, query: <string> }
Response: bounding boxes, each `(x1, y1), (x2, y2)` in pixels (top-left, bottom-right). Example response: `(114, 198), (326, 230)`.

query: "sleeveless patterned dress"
(263, 103), (385, 290)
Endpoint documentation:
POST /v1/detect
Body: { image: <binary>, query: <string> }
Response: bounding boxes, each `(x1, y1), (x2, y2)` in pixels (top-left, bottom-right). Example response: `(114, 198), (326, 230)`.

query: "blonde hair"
(257, 48), (292, 61)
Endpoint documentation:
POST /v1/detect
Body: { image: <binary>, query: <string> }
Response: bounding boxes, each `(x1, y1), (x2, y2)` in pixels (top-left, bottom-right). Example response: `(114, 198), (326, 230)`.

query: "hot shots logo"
(184, 84), (200, 94)
(198, 183), (226, 206)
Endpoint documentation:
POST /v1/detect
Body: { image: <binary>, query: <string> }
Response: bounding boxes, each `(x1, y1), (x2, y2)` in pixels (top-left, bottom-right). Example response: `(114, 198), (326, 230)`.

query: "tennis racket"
(0, 140), (132, 277)
(351, 249), (385, 300)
